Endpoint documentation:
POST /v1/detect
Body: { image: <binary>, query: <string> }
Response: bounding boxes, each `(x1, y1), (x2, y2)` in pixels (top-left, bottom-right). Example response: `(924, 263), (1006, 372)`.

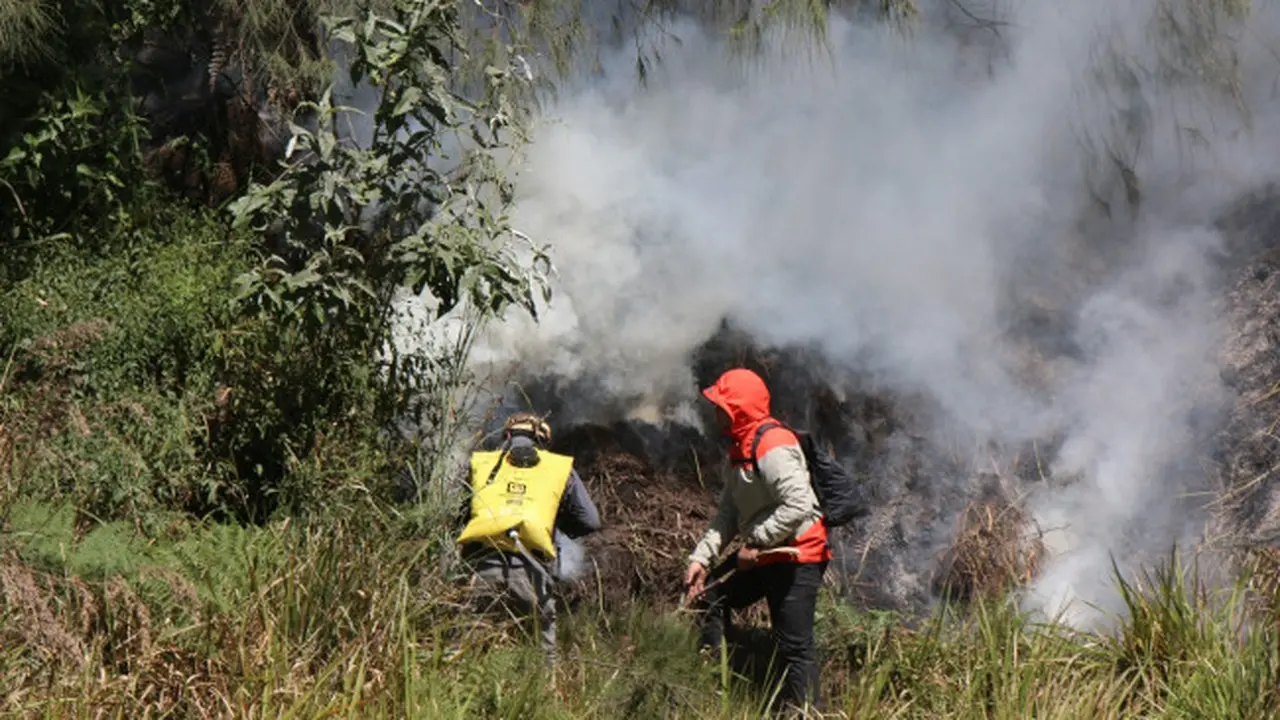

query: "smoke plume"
(454, 0), (1280, 627)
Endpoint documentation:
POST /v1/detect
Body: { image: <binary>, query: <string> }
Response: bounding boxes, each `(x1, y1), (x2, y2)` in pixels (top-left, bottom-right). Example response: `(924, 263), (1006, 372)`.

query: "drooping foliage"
(0, 0), (548, 523)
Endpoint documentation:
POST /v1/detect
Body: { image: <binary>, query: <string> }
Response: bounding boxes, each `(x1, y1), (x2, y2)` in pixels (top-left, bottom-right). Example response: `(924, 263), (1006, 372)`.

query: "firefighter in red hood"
(684, 368), (830, 711)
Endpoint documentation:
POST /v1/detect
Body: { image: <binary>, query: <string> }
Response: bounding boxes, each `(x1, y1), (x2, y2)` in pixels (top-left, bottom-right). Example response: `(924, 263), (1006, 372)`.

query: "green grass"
(0, 0), (56, 67)
(2, 497), (1277, 718)
(0, 211), (252, 522)
(0, 202), (398, 526)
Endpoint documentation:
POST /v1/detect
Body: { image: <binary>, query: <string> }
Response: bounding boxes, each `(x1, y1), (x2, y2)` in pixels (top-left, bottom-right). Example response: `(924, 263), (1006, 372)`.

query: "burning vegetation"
(932, 500), (1046, 603)
(553, 422), (720, 610)
(541, 338), (1057, 619)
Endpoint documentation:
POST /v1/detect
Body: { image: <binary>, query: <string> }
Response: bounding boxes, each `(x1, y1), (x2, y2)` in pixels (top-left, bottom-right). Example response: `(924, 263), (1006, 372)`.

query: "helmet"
(503, 412), (552, 445)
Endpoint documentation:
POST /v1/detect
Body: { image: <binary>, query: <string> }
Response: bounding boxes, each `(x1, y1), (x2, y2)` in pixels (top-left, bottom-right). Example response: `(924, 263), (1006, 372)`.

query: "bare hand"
(684, 562), (707, 603)
(736, 546), (760, 571)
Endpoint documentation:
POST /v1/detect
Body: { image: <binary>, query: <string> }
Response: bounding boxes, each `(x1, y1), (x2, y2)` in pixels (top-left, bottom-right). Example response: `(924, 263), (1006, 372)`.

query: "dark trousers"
(468, 552), (558, 666)
(695, 557), (827, 710)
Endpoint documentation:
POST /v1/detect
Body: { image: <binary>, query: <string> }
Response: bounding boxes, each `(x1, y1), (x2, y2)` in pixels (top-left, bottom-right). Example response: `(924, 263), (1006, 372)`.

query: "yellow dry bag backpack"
(455, 446), (575, 559)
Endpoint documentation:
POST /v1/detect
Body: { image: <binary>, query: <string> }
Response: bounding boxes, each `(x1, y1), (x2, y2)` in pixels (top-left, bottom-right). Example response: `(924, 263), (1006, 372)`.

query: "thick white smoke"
(459, 0), (1280, 627)
(556, 535), (589, 582)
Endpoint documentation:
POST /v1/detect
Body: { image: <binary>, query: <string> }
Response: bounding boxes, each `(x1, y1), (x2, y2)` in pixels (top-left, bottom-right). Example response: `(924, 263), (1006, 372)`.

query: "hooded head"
(701, 368), (773, 442)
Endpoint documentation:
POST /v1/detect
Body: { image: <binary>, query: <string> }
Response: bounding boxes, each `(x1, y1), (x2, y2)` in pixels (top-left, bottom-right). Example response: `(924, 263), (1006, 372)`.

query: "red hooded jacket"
(699, 368), (831, 566)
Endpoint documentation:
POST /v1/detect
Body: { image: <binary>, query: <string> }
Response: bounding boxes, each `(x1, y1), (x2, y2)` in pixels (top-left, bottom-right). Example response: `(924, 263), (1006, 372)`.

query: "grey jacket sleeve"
(745, 444), (821, 549)
(689, 483), (739, 568)
(556, 469), (602, 539)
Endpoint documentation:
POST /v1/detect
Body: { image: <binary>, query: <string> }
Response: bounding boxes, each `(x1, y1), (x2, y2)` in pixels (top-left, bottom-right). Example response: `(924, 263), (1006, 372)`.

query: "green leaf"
(392, 86), (424, 117)
(284, 266), (322, 290)
(319, 130), (336, 161)
(2, 147), (28, 166)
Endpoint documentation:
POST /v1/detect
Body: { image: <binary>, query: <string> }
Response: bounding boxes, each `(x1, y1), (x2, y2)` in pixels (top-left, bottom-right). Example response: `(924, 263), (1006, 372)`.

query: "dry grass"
(2, 501), (1279, 718)
(568, 443), (716, 611)
(932, 500), (1046, 603)
(1240, 545), (1280, 628)
(0, 553), (88, 667)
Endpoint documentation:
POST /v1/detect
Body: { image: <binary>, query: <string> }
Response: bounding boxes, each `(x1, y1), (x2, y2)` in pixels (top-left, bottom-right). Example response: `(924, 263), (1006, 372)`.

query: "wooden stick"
(680, 547), (803, 607)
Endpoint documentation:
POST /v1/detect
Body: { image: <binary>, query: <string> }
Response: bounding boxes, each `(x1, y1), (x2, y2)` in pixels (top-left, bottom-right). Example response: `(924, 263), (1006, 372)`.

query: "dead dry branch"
(1241, 546), (1280, 630)
(932, 500), (1046, 603)
(571, 448), (714, 611)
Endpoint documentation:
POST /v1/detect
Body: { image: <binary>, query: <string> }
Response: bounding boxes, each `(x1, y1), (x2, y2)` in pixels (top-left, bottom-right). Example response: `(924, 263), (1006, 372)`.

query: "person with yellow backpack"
(456, 412), (601, 666)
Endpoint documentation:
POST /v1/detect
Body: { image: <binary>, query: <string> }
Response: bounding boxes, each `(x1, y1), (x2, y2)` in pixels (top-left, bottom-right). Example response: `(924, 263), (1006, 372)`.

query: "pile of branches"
(932, 500), (1046, 603)
(569, 449), (715, 611)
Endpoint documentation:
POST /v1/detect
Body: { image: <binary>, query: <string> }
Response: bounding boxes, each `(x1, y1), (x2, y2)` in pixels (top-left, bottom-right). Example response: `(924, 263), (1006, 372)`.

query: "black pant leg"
(696, 559), (769, 650)
(764, 561), (826, 710)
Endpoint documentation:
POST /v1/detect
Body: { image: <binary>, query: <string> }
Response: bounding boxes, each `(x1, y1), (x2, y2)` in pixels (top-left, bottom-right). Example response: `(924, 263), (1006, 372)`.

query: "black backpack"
(748, 421), (869, 527)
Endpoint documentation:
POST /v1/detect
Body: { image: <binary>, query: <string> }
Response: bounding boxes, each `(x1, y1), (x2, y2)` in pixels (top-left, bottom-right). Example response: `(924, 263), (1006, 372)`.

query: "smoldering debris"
(536, 255), (1280, 617)
(553, 423), (718, 611)
(1212, 222), (1280, 546)
(424, 0), (1280, 625)
(932, 499), (1047, 604)
(539, 335), (1059, 616)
